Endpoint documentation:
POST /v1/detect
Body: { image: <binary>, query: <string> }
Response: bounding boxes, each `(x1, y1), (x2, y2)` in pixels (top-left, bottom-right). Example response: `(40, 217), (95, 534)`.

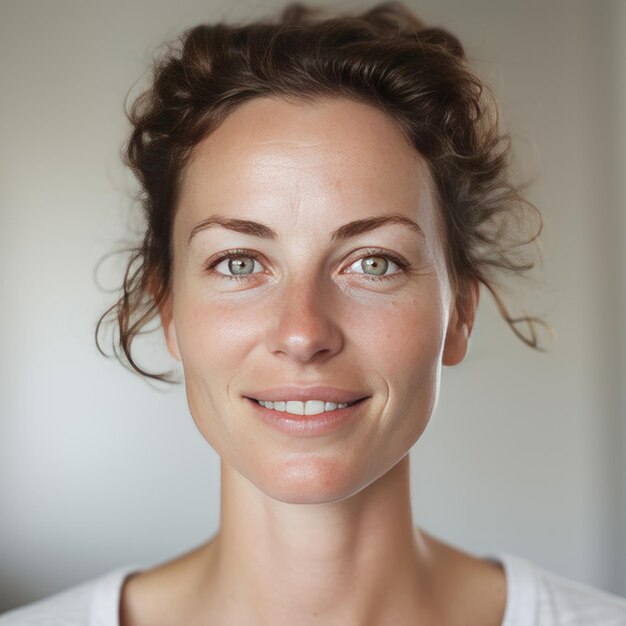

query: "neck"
(200, 455), (438, 626)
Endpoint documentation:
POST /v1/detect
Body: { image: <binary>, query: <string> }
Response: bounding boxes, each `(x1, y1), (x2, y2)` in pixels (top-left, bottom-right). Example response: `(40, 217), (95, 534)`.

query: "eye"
(207, 250), (264, 280)
(345, 251), (406, 281)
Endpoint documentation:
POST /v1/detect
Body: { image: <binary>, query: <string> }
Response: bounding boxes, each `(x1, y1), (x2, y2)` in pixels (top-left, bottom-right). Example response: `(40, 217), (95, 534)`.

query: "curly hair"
(96, 1), (545, 383)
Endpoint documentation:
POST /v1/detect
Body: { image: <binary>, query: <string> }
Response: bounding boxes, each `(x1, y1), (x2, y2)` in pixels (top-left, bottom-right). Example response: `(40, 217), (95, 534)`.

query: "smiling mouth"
(246, 397), (367, 416)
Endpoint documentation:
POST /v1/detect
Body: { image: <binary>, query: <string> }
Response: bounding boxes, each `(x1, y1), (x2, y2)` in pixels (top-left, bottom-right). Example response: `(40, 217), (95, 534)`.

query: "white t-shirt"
(1, 553), (625, 625)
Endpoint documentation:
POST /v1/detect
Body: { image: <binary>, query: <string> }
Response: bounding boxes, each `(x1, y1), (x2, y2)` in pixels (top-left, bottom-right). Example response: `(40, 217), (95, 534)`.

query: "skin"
(120, 96), (506, 626)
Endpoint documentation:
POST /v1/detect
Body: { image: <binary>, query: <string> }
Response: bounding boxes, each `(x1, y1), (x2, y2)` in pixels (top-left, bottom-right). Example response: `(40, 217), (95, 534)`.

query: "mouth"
(244, 396), (368, 416)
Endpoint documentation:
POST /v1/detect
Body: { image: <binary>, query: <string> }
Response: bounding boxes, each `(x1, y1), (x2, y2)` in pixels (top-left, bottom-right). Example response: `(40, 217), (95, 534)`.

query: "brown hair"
(96, 1), (546, 383)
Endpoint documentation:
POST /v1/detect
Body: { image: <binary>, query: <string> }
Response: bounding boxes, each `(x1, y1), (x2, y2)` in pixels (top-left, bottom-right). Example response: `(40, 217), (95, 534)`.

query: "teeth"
(304, 400), (336, 415)
(257, 399), (351, 415)
(286, 400), (305, 415)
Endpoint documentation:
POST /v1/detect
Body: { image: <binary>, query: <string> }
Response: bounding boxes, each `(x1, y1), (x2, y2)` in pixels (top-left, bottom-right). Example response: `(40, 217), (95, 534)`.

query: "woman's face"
(162, 96), (474, 504)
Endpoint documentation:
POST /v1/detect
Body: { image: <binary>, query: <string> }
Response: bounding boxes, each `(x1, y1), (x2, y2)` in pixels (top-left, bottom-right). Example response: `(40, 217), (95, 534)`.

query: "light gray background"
(1, 0), (625, 612)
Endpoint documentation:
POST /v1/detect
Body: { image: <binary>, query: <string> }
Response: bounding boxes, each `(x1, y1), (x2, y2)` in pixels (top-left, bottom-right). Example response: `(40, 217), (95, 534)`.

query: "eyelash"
(204, 248), (410, 283)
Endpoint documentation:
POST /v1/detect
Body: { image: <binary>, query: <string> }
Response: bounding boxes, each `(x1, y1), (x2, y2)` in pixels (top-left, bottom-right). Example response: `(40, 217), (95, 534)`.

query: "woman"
(2, 2), (625, 625)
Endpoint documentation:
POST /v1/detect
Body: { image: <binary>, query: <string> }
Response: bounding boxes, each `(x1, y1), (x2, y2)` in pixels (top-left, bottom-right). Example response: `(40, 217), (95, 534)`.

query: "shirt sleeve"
(496, 552), (626, 626)
(535, 567), (626, 626)
(0, 568), (137, 626)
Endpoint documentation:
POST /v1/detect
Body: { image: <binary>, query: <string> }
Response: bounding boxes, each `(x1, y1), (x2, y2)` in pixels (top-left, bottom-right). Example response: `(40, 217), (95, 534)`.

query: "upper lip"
(245, 386), (369, 404)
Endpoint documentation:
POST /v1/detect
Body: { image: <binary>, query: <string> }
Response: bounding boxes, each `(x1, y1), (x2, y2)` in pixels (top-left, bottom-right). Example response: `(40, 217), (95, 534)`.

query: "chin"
(242, 454), (376, 504)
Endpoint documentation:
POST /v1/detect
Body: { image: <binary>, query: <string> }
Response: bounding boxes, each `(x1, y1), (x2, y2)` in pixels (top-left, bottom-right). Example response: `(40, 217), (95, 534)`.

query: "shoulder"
(494, 553), (626, 626)
(0, 567), (138, 626)
(119, 543), (213, 626)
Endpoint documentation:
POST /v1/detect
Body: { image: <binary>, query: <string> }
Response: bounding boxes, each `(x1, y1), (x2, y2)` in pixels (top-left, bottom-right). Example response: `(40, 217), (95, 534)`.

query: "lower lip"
(245, 397), (368, 437)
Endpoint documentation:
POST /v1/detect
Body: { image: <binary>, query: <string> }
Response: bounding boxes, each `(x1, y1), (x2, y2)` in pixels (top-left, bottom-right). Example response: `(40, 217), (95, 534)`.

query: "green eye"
(208, 250), (264, 280)
(347, 253), (403, 279)
(227, 256), (256, 275)
(360, 256), (389, 276)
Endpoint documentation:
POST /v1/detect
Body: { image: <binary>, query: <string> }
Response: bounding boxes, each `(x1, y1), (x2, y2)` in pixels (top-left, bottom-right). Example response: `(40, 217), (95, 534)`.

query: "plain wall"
(1, 0), (624, 611)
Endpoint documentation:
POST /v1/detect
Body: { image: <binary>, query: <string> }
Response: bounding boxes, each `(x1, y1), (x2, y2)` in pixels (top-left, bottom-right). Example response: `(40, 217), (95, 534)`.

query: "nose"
(266, 275), (344, 364)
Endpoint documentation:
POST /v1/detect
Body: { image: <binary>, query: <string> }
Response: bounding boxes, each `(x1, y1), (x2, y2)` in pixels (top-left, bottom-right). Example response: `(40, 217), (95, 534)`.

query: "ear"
(158, 293), (181, 362)
(442, 278), (479, 366)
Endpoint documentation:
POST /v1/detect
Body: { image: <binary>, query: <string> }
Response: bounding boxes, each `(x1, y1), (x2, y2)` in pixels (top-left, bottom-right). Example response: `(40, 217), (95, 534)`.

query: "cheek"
(171, 292), (265, 446)
(349, 291), (446, 382)
(353, 289), (448, 457)
(176, 295), (261, 373)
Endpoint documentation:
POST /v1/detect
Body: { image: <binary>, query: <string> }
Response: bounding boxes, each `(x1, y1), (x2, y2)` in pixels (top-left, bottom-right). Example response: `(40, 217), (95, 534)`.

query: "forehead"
(177, 96), (440, 235)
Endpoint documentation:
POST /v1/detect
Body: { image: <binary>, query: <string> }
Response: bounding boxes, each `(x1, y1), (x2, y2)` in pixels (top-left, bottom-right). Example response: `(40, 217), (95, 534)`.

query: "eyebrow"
(187, 213), (424, 245)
